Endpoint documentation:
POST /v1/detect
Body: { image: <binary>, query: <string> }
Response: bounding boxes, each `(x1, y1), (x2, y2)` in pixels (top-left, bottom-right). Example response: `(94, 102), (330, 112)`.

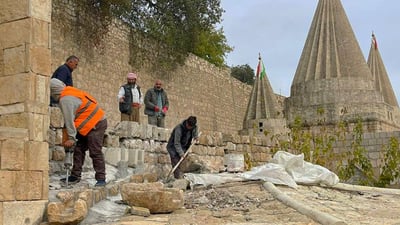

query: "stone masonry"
(50, 0), (252, 134)
(0, 0), (51, 224)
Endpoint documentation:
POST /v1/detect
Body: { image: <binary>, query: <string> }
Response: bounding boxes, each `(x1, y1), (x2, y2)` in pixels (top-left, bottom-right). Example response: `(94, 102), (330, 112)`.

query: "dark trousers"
(167, 148), (182, 179)
(72, 119), (107, 180)
(148, 115), (165, 127)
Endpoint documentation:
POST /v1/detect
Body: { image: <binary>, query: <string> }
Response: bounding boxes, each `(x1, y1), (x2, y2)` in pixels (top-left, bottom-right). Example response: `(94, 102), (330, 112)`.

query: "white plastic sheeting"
(184, 151), (339, 189)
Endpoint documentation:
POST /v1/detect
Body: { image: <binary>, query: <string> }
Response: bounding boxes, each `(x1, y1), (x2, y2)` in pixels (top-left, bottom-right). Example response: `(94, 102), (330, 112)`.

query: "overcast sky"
(220, 0), (400, 99)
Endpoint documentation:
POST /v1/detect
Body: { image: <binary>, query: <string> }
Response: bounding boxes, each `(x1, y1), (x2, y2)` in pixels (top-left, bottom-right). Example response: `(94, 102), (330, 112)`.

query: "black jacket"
(167, 119), (198, 156)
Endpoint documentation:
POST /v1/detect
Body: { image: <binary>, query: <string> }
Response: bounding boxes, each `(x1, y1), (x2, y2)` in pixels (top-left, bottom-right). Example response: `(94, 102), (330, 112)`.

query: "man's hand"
(119, 96), (125, 103)
(154, 106), (160, 112)
(162, 106), (168, 114)
(178, 151), (185, 158)
(64, 139), (75, 148)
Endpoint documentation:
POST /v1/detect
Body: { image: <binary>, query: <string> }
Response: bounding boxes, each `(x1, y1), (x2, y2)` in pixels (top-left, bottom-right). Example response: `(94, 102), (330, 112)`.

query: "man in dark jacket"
(144, 79), (169, 127)
(118, 72), (143, 122)
(51, 55), (79, 86)
(166, 116), (199, 179)
(50, 55), (79, 106)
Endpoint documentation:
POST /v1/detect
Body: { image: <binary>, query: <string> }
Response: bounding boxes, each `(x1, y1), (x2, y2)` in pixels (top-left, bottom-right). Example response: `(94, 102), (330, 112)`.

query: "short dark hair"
(66, 55), (79, 62)
(187, 116), (197, 127)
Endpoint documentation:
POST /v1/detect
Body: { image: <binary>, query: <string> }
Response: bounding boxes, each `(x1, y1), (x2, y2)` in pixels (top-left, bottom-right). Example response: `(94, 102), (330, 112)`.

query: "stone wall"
(51, 0), (252, 134)
(0, 0), (51, 224)
(49, 107), (400, 184)
(333, 130), (400, 177)
(49, 108), (275, 178)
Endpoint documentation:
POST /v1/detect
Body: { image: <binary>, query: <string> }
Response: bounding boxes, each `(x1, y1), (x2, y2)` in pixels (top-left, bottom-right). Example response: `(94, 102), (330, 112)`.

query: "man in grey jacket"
(166, 116), (199, 179)
(144, 79), (169, 127)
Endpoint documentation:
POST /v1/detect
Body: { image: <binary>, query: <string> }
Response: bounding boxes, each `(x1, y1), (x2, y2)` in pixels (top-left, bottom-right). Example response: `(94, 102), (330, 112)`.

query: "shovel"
(164, 132), (201, 183)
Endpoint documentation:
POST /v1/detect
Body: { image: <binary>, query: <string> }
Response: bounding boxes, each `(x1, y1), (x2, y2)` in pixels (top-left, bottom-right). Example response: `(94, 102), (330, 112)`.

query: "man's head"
(154, 79), (162, 90)
(186, 116), (197, 129)
(50, 78), (66, 102)
(65, 55), (79, 71)
(127, 72), (137, 85)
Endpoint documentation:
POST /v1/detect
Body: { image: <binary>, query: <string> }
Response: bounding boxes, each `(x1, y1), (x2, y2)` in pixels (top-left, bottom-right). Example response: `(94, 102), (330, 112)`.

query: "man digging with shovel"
(166, 116), (199, 181)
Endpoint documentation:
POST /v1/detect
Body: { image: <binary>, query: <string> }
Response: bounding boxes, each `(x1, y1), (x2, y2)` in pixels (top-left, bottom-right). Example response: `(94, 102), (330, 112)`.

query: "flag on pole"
(372, 33), (378, 50)
(256, 54), (266, 80)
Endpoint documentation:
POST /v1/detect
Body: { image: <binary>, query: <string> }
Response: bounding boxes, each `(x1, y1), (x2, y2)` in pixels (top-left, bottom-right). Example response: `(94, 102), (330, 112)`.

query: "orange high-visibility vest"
(60, 87), (105, 136)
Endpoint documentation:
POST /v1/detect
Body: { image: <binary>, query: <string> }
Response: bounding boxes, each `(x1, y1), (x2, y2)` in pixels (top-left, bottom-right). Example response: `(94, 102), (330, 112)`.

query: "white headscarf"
(50, 78), (66, 102)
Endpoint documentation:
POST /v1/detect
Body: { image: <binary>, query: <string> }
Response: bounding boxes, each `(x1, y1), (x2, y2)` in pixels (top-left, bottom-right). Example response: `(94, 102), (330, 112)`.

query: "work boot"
(95, 180), (106, 187)
(60, 176), (80, 184)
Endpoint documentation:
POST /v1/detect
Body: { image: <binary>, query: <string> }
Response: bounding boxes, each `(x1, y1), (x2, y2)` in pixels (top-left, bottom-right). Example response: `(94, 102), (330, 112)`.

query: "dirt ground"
(90, 180), (400, 225)
(95, 181), (319, 225)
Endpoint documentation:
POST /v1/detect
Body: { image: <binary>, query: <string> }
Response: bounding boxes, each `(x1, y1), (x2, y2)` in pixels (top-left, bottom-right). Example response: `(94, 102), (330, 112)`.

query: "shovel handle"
(165, 132), (201, 181)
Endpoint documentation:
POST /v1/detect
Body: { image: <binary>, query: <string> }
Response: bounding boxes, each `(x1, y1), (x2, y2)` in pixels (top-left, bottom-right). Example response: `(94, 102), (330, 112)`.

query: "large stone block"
(32, 18), (50, 47)
(127, 148), (144, 168)
(0, 74), (30, 104)
(3, 200), (47, 225)
(47, 199), (87, 224)
(0, 50), (4, 78)
(0, 103), (25, 116)
(0, 18), (32, 49)
(31, 0), (51, 22)
(0, 112), (45, 142)
(15, 171), (43, 200)
(114, 121), (141, 138)
(4, 45), (29, 75)
(25, 141), (49, 171)
(0, 113), (27, 128)
(0, 171), (16, 201)
(0, 1), (29, 27)
(26, 113), (47, 142)
(42, 170), (49, 200)
(0, 127), (28, 140)
(31, 72), (50, 105)
(121, 182), (184, 213)
(30, 46), (51, 75)
(104, 147), (121, 167)
(0, 202), (2, 225)
(25, 101), (50, 114)
(0, 139), (25, 170)
(49, 107), (64, 128)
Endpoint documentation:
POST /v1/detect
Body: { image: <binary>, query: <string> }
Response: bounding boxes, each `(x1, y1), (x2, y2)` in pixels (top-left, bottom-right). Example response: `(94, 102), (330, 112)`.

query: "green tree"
(78, 0), (232, 67)
(230, 64), (255, 85)
(194, 28), (233, 67)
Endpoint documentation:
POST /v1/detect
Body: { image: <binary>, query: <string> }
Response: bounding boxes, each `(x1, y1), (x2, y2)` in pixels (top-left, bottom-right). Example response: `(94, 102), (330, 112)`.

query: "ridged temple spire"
(367, 33), (399, 107)
(292, 0), (372, 85)
(242, 54), (279, 129)
(286, 0), (388, 127)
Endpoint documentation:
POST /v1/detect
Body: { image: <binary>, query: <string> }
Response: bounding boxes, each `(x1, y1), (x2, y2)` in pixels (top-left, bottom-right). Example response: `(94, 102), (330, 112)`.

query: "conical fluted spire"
(286, 0), (387, 126)
(242, 54), (279, 129)
(367, 33), (398, 107)
(292, 0), (372, 85)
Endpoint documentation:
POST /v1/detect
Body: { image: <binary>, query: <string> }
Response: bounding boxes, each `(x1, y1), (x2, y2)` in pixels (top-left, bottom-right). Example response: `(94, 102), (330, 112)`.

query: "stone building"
(240, 55), (287, 136)
(241, 0), (400, 135)
(285, 0), (400, 132)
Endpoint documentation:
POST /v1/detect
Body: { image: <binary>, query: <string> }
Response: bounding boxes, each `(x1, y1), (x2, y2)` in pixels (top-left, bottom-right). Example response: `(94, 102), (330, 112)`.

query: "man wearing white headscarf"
(117, 72), (143, 122)
(50, 78), (107, 187)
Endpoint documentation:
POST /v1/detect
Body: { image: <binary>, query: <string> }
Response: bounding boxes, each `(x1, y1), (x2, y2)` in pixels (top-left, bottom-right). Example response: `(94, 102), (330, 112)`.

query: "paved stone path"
(82, 181), (400, 225)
